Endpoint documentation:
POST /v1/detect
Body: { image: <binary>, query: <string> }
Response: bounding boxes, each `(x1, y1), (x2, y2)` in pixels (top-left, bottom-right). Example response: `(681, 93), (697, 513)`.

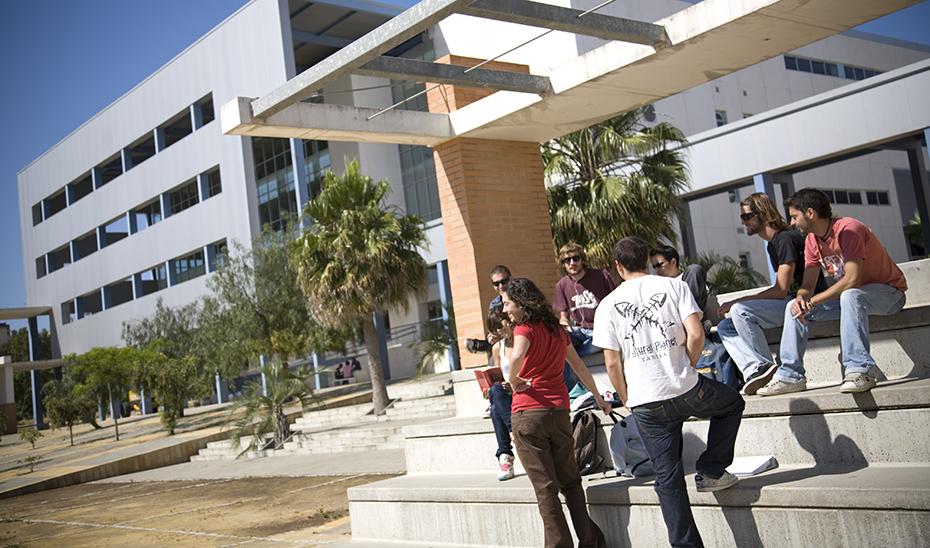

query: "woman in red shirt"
(503, 277), (611, 548)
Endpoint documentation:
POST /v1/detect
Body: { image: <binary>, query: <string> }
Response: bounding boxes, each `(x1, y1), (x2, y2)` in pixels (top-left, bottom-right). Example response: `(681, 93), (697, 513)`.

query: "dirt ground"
(0, 474), (393, 547)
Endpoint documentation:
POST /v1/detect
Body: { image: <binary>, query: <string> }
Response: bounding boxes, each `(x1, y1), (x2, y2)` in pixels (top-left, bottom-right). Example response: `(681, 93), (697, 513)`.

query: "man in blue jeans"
(594, 237), (745, 548)
(757, 189), (908, 396)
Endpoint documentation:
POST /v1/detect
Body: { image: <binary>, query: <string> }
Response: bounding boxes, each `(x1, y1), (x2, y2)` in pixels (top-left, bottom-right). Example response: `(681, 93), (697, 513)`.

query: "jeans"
(717, 298), (792, 380)
(570, 327), (597, 357)
(488, 383), (513, 458)
(512, 408), (607, 548)
(776, 284), (906, 382)
(632, 376), (745, 548)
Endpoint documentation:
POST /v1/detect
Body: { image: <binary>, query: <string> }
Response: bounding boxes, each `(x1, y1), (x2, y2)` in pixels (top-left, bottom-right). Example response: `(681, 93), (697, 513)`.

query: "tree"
(42, 377), (95, 446)
(412, 304), (457, 378)
(67, 347), (137, 441)
(290, 160), (428, 414)
(0, 328), (53, 420)
(227, 362), (314, 454)
(684, 252), (769, 294)
(544, 109), (690, 268)
(19, 429), (43, 449)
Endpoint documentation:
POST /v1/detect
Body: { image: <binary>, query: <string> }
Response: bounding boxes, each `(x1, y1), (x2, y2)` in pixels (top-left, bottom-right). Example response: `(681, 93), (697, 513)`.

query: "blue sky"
(1, 0), (928, 330)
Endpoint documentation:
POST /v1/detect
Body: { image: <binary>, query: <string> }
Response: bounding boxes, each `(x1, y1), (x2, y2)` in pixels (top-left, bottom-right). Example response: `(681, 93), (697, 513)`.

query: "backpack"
(696, 331), (744, 390)
(571, 410), (605, 476)
(608, 412), (654, 478)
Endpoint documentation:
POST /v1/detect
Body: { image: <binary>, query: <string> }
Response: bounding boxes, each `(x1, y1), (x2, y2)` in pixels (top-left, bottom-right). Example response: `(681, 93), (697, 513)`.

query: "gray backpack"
(608, 412), (654, 478)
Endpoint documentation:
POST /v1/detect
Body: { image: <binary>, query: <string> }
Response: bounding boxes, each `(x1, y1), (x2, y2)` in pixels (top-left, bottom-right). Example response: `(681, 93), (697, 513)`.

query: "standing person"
(757, 189), (907, 396)
(716, 192), (825, 395)
(504, 278), (611, 548)
(553, 243), (617, 357)
(593, 237), (745, 548)
(486, 305), (516, 480)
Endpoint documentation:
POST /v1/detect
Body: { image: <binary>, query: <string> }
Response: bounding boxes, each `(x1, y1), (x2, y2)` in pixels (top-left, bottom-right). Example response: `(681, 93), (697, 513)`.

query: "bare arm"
(566, 344), (611, 414)
(508, 334), (530, 392)
(792, 260), (862, 320)
(603, 349), (628, 406)
(720, 263), (794, 313)
(683, 312), (705, 367)
(489, 340), (501, 369)
(559, 311), (571, 327)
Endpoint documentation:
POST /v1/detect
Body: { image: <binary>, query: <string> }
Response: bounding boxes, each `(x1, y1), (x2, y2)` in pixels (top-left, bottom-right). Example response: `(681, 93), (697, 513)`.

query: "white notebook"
(726, 455), (778, 477)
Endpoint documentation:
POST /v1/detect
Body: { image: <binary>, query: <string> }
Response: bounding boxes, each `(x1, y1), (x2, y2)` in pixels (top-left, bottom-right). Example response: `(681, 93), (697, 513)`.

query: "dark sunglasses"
(561, 255), (582, 265)
(651, 260), (668, 270)
(491, 278), (510, 287)
(740, 211), (759, 221)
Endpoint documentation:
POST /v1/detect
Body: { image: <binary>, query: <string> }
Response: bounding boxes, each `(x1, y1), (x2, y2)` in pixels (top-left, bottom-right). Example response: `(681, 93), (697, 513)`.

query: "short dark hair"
(786, 188), (832, 219)
(490, 265), (511, 278)
(613, 237), (649, 273)
(649, 244), (680, 266)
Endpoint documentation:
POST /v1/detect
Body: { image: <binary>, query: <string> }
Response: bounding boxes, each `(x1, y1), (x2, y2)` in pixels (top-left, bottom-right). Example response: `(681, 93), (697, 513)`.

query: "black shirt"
(767, 229), (826, 294)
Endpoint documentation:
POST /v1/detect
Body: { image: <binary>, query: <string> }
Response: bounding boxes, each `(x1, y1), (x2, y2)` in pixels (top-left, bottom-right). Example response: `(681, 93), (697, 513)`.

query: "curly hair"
(503, 277), (561, 335)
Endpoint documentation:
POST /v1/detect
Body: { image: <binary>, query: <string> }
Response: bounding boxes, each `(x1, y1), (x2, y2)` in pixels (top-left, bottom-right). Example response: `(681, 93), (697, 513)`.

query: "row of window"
(253, 138), (333, 231)
(60, 240), (227, 325)
(783, 55), (882, 81)
(818, 188), (890, 206)
(32, 94), (215, 226)
(36, 167), (222, 279)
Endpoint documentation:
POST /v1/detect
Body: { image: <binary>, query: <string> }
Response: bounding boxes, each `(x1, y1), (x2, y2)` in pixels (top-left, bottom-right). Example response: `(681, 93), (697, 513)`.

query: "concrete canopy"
(0, 307), (52, 322)
(223, 0), (922, 145)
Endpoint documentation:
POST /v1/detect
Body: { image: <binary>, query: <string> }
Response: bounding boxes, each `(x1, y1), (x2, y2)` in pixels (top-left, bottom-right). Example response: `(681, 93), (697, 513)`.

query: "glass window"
(784, 56), (797, 70)
(303, 140), (331, 201)
(101, 215), (129, 248)
(169, 179), (200, 215)
(162, 110), (193, 148)
(72, 231), (98, 261)
(97, 154), (123, 187)
(797, 58), (811, 72)
(133, 200), (162, 233)
(738, 252), (751, 269)
(69, 173), (94, 204)
(47, 244), (72, 273)
(820, 189), (835, 203)
(137, 264), (168, 297)
(834, 190), (849, 204)
(77, 289), (103, 319)
(866, 191), (878, 205)
(877, 191), (889, 205)
(854, 67), (865, 80)
(825, 63), (839, 77)
(848, 191), (862, 205)
(43, 189), (67, 219)
(205, 167), (222, 198)
(104, 278), (134, 309)
(253, 137), (296, 231)
(715, 110), (728, 127)
(61, 300), (75, 325)
(36, 256), (47, 279)
(844, 65), (857, 80)
(811, 60), (825, 75)
(173, 250), (206, 284)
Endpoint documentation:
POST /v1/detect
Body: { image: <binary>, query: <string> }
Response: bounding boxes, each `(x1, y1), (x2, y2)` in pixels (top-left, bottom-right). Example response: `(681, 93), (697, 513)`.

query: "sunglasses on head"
(561, 255), (582, 265)
(492, 278), (510, 287)
(740, 211), (759, 221)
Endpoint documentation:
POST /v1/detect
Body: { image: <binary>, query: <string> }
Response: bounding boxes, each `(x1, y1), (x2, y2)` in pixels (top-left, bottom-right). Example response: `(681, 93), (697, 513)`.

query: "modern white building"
(16, 0), (929, 386)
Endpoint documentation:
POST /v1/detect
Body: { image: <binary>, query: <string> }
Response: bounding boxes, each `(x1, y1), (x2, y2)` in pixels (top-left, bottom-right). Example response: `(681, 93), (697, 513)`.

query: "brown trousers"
(512, 408), (607, 548)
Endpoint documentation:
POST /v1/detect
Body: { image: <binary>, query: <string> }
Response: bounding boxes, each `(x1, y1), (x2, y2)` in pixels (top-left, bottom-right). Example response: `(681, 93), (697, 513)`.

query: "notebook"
(726, 455), (778, 477)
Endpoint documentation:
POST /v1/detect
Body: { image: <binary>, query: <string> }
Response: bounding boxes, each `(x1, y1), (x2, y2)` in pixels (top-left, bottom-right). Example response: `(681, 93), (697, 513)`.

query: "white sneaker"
(757, 378), (807, 397)
(743, 363), (779, 396)
(482, 405), (491, 419)
(497, 454), (515, 481)
(840, 373), (877, 393)
(695, 471), (739, 493)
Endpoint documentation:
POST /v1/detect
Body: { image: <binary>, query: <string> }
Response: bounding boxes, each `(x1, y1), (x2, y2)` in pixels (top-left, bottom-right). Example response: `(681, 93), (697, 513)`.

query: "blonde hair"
(558, 242), (586, 261)
(741, 192), (789, 232)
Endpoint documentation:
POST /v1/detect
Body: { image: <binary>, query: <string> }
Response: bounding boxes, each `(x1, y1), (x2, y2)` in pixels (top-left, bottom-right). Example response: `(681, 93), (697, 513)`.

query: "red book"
(474, 367), (504, 396)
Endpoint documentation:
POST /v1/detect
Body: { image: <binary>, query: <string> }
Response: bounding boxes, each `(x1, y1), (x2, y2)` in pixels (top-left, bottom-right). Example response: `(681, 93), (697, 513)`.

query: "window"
(61, 300), (75, 325)
(96, 153), (123, 187)
(303, 140), (330, 200)
(866, 191), (878, 205)
(132, 199), (162, 232)
(104, 278), (134, 309)
(77, 289), (103, 319)
(254, 137), (296, 231)
(207, 240), (228, 272)
(47, 244), (71, 273)
(819, 189), (835, 203)
(825, 63), (839, 77)
(136, 264), (168, 297)
(877, 191), (889, 205)
(173, 250), (206, 284)
(738, 252), (751, 269)
(427, 300), (444, 322)
(196, 94), (215, 126)
(392, 79), (442, 221)
(743, 113), (753, 119)
(204, 167), (222, 198)
(36, 256), (47, 279)
(126, 133), (156, 169)
(797, 58), (811, 72)
(72, 230), (98, 261)
(715, 110), (728, 127)
(811, 60), (825, 75)
(834, 190), (849, 205)
(100, 216), (129, 248)
(161, 110), (194, 149)
(32, 203), (43, 226)
(43, 189), (67, 219)
(68, 173), (93, 204)
(727, 189), (740, 203)
(848, 191), (862, 205)
(784, 56), (797, 70)
(169, 179), (200, 215)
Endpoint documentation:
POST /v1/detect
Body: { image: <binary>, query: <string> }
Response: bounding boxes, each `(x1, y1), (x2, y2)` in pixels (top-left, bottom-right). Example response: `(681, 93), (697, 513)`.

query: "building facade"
(17, 0), (929, 381)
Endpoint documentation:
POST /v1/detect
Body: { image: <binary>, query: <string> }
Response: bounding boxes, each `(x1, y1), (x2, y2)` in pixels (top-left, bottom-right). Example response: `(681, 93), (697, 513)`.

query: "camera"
(465, 338), (492, 353)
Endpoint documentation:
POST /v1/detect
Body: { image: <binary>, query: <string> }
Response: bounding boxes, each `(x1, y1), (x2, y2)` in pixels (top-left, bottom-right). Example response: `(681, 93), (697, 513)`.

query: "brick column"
(428, 56), (559, 368)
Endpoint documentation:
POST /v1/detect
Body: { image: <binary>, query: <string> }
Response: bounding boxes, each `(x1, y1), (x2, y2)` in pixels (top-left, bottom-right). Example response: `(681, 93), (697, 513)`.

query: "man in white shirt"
(593, 236), (745, 548)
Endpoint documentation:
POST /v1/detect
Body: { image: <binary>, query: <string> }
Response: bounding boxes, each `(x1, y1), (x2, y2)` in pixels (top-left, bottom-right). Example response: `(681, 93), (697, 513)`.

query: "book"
(726, 455), (778, 477)
(474, 367), (504, 395)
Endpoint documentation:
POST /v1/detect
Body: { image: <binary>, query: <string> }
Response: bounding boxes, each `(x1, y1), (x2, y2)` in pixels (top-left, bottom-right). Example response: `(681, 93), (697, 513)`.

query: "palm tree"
(289, 160), (427, 414)
(228, 362), (313, 454)
(684, 251), (769, 294)
(544, 109), (689, 268)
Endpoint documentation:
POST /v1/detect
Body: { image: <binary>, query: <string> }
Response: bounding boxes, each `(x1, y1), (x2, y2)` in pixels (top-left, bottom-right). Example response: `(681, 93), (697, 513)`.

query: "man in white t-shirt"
(593, 237), (745, 548)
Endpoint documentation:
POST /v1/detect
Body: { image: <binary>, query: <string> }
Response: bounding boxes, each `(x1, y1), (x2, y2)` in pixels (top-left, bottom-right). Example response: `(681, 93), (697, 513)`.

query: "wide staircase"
(191, 373), (455, 461)
(344, 259), (930, 547)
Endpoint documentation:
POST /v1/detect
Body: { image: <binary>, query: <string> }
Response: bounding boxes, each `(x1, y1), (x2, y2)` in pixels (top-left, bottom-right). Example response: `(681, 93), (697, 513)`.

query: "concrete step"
(390, 395), (455, 409)
(347, 466), (930, 547)
(405, 378), (930, 474)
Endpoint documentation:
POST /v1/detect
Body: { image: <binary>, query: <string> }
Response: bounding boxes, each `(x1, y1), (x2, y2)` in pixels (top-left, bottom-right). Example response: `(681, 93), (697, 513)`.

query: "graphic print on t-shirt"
(820, 253), (845, 282)
(613, 293), (675, 346)
(570, 290), (599, 314)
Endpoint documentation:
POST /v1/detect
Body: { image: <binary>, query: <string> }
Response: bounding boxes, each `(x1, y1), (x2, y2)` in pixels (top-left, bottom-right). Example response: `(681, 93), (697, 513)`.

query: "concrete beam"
(222, 96), (453, 146)
(460, 0), (668, 46)
(356, 56), (552, 94)
(292, 29), (352, 49)
(252, 0), (475, 118)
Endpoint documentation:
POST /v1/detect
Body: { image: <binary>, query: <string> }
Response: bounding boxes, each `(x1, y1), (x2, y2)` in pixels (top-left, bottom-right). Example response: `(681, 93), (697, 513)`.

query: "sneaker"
(756, 378), (807, 397)
(743, 363), (780, 396)
(482, 405), (492, 419)
(497, 454), (515, 481)
(840, 373), (877, 393)
(695, 471), (739, 493)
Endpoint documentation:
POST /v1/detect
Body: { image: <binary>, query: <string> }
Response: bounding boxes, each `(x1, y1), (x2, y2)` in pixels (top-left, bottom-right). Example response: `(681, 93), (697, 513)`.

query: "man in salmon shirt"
(758, 188), (908, 396)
